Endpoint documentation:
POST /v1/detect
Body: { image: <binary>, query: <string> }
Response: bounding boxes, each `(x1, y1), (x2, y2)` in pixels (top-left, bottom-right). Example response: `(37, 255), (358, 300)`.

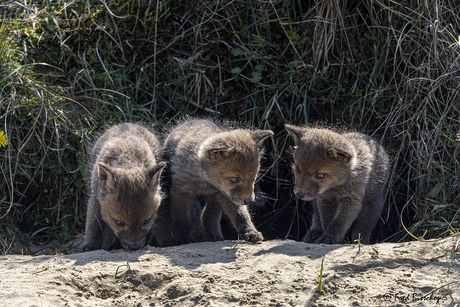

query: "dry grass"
(0, 0), (459, 251)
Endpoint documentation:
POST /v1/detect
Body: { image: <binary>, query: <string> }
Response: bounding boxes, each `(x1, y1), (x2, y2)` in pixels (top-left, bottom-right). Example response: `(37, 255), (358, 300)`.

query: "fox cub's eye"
(315, 173), (326, 179)
(143, 218), (151, 225)
(115, 220), (125, 227)
(294, 165), (301, 174)
(229, 177), (239, 184)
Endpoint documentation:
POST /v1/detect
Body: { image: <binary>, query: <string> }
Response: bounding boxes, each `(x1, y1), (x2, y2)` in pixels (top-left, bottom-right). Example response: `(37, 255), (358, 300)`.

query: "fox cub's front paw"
(80, 242), (101, 252)
(240, 229), (263, 243)
(303, 229), (323, 243)
(314, 233), (339, 244)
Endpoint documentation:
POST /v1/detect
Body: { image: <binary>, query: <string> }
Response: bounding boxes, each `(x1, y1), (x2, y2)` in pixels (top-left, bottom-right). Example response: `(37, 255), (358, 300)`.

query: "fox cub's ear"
(147, 161), (167, 188)
(327, 148), (352, 163)
(208, 142), (233, 159)
(98, 162), (116, 189)
(252, 130), (273, 146)
(284, 124), (303, 145)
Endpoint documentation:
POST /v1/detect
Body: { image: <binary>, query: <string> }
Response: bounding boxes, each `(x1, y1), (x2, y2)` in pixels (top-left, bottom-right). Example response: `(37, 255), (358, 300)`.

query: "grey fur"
(153, 119), (273, 247)
(285, 124), (389, 244)
(80, 123), (166, 252)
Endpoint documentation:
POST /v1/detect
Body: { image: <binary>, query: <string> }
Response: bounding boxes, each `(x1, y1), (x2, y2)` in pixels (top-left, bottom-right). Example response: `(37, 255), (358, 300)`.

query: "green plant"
(318, 255), (325, 294)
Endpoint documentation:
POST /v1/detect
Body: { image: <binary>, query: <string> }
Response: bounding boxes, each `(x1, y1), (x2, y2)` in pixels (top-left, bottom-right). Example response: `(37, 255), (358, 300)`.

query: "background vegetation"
(0, 0), (459, 254)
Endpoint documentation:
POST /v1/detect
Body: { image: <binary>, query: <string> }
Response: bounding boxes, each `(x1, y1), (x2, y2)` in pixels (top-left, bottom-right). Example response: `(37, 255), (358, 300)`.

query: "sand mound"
(1, 238), (458, 306)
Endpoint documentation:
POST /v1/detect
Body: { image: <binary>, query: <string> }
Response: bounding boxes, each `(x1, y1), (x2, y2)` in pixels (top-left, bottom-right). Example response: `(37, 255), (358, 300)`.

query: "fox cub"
(285, 124), (389, 244)
(80, 123), (166, 252)
(153, 119), (273, 247)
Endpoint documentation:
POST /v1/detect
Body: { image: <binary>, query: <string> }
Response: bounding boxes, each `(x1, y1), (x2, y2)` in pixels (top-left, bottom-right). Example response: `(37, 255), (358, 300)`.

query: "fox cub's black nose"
(296, 191), (305, 198)
(244, 198), (254, 204)
(128, 243), (143, 251)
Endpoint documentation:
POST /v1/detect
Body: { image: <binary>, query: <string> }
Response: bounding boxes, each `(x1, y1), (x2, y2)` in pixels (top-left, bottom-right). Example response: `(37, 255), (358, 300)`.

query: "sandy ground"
(0, 238), (459, 307)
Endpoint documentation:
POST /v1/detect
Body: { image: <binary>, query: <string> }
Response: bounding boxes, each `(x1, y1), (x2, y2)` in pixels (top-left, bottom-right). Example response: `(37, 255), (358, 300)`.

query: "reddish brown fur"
(285, 124), (389, 244)
(153, 119), (273, 247)
(202, 133), (261, 204)
(80, 123), (166, 252)
(291, 128), (356, 200)
(98, 169), (162, 247)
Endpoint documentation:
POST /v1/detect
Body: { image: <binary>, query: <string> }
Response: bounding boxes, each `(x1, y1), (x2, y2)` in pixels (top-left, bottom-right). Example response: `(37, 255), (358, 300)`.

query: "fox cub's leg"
(218, 194), (263, 243)
(351, 191), (385, 244)
(155, 182), (204, 247)
(190, 198), (205, 242)
(315, 198), (362, 244)
(152, 197), (175, 247)
(201, 195), (224, 241)
(303, 199), (323, 243)
(169, 185), (197, 245)
(80, 196), (104, 252)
